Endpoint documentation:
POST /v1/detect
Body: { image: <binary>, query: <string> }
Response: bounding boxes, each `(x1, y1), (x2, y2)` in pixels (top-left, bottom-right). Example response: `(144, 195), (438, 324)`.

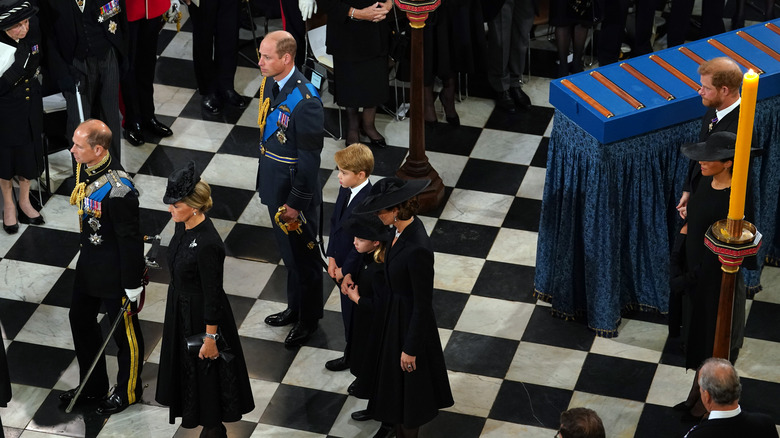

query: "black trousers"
(69, 290), (144, 404)
(280, 0), (306, 68)
(189, 0), (240, 96)
(667, 0), (726, 47)
(121, 16), (164, 125)
(266, 203), (324, 323)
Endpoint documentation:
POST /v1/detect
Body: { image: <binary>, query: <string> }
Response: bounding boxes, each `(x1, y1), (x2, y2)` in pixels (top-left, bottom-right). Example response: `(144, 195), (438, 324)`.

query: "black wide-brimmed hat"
(681, 131), (762, 161)
(352, 177), (430, 214)
(163, 161), (201, 204)
(0, 0), (37, 30)
(343, 213), (391, 241)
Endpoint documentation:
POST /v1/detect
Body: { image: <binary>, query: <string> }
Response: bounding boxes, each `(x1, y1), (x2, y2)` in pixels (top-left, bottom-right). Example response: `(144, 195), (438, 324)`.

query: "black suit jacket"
(326, 183), (372, 277)
(683, 105), (741, 193)
(685, 411), (779, 438)
(38, 0), (128, 90)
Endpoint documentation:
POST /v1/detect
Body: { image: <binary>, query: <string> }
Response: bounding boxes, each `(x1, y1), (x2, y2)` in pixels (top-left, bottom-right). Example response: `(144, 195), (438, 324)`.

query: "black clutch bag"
(184, 332), (234, 362)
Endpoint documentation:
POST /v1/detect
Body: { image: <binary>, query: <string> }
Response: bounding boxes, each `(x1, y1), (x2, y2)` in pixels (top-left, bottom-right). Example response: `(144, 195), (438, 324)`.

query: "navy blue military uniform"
(70, 154), (145, 404)
(256, 68), (325, 324)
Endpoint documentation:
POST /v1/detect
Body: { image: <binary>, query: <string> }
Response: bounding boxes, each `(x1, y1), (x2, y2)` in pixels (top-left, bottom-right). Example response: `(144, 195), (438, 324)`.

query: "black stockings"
(555, 25), (589, 77)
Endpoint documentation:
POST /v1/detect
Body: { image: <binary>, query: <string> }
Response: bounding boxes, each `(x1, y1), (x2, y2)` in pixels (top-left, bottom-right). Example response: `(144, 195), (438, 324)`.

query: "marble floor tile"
(432, 253), (484, 293)
(589, 319), (666, 363)
(122, 142), (158, 175)
(133, 174), (171, 212)
(160, 29), (193, 60)
(438, 328), (453, 349)
(258, 384), (347, 435)
(136, 281), (168, 324)
(735, 337), (780, 383)
(249, 424), (325, 437)
(471, 130), (542, 166)
(425, 151), (469, 189)
(2, 383), (50, 428)
(201, 153), (257, 191)
(320, 174), (342, 205)
(281, 347), (352, 393)
(480, 419), (556, 438)
(37, 195), (80, 234)
(418, 215), (438, 237)
(236, 195), (273, 228)
(153, 85), (197, 119)
(455, 96), (495, 129)
(210, 217), (237, 242)
(237, 300), (290, 343)
(505, 341), (588, 390)
(235, 66), (263, 99)
(13, 305), (73, 350)
(568, 391), (644, 438)
(0, 260), (64, 304)
(517, 166), (547, 200)
(444, 370), (503, 418)
(99, 403), (179, 437)
(161, 118), (233, 153)
(523, 77), (553, 109)
(645, 363), (695, 408)
(223, 257), (276, 299)
(439, 188), (515, 228)
(755, 266), (780, 304)
(0, 224), (23, 259)
(242, 378), (281, 423)
(326, 396), (376, 438)
(486, 228), (538, 266)
(236, 97), (261, 128)
(455, 295), (535, 341)
(382, 116), (410, 150)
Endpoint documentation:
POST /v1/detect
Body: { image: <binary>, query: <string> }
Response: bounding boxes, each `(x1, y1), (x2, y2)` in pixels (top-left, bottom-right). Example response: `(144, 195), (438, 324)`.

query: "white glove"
(299, 0), (316, 20)
(165, 0), (181, 23)
(125, 286), (143, 303)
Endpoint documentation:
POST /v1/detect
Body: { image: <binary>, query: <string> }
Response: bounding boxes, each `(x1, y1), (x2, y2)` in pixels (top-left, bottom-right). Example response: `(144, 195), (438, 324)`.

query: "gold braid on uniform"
(258, 76), (271, 133)
(69, 153), (111, 230)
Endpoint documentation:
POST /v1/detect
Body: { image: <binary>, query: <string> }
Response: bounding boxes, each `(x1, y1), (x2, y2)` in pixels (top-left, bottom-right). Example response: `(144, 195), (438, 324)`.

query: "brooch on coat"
(88, 217), (101, 232)
(89, 233), (103, 246)
(189, 239), (197, 248)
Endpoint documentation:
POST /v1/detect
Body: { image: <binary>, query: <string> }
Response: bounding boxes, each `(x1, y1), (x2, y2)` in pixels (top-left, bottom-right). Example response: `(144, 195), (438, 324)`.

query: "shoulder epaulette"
(107, 170), (137, 198)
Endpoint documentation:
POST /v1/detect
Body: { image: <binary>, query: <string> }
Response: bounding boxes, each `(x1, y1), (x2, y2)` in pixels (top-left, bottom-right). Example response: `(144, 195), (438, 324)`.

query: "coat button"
(24, 79), (29, 83)
(25, 96), (30, 101)
(25, 88), (29, 92)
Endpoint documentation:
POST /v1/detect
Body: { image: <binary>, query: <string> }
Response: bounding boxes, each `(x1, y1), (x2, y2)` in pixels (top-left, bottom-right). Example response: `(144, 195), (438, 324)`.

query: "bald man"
(256, 31), (325, 348)
(61, 119), (145, 415)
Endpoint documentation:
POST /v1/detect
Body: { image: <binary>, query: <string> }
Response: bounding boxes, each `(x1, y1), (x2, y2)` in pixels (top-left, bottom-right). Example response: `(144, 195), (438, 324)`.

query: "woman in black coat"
(319, 0), (392, 147)
(156, 162), (254, 437)
(0, 1), (44, 234)
(348, 178), (454, 438)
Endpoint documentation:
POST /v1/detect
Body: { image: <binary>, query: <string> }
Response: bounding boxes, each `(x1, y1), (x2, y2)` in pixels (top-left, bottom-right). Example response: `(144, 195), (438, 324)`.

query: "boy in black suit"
(324, 143), (374, 372)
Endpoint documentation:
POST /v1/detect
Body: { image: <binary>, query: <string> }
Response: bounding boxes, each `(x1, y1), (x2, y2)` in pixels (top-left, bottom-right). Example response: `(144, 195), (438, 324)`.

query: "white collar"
(348, 179), (370, 205)
(715, 97), (741, 122)
(707, 405), (741, 420)
(275, 67), (296, 92)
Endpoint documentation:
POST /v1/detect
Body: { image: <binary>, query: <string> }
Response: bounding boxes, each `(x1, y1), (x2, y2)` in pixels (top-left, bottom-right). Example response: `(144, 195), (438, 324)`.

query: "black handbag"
(185, 332), (234, 362)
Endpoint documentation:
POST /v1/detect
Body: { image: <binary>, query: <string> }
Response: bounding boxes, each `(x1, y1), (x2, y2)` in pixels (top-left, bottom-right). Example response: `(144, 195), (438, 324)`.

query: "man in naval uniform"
(60, 119), (145, 415)
(39, 0), (128, 162)
(256, 30), (325, 348)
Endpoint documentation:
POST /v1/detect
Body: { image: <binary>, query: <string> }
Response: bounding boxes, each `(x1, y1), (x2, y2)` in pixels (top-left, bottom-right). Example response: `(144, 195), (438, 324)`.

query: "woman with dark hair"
(319, 0), (392, 147)
(670, 132), (759, 420)
(156, 162), (254, 438)
(0, 0), (44, 233)
(346, 177), (453, 438)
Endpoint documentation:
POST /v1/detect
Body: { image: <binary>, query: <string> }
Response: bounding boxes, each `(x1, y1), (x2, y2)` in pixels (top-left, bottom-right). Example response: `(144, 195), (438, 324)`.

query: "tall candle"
(728, 69), (758, 223)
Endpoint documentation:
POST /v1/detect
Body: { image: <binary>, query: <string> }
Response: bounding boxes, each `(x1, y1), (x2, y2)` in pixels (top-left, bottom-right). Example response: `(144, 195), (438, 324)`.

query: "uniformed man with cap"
(256, 30), (325, 348)
(60, 119), (145, 415)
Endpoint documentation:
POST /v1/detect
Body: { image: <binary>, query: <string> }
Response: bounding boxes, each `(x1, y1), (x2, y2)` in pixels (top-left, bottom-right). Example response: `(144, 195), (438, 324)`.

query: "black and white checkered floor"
(1, 13), (779, 438)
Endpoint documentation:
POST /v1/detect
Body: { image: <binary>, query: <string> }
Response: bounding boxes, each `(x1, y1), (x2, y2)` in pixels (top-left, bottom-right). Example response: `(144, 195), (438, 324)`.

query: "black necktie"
(341, 191), (351, 216)
(272, 83), (280, 99)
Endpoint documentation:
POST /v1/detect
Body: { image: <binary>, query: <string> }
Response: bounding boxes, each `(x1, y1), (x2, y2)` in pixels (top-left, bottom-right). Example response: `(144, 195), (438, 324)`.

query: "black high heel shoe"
(360, 130), (387, 148)
(438, 94), (460, 127)
(3, 217), (18, 234)
(18, 204), (45, 226)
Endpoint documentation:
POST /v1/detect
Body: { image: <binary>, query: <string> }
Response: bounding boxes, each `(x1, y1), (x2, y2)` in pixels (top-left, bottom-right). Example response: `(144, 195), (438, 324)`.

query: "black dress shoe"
(373, 423), (396, 438)
(144, 117), (173, 137)
(2, 218), (18, 234)
(351, 409), (372, 422)
(123, 122), (145, 146)
(222, 89), (247, 109)
(201, 93), (222, 115)
(59, 387), (104, 403)
(17, 205), (44, 226)
(265, 308), (298, 327)
(510, 87), (532, 110)
(348, 379), (357, 395)
(445, 115), (460, 127)
(361, 130), (387, 148)
(96, 392), (134, 415)
(284, 321), (317, 347)
(325, 356), (349, 372)
(495, 90), (517, 114)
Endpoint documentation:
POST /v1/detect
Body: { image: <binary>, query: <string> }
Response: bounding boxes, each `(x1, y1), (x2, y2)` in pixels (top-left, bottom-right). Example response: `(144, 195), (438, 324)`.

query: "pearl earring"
(193, 211), (197, 216)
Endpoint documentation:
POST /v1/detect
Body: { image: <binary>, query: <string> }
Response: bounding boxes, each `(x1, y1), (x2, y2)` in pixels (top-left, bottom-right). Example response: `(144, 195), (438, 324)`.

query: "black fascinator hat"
(680, 131), (762, 161)
(163, 161), (201, 204)
(0, 0), (37, 30)
(352, 177), (430, 214)
(343, 213), (392, 242)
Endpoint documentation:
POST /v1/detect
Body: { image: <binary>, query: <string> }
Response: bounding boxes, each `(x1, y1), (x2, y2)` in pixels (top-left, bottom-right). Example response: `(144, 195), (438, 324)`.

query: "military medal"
(708, 117), (718, 132)
(277, 130), (287, 144)
(89, 233), (104, 246)
(108, 20), (117, 34)
(189, 239), (197, 248)
(88, 217), (101, 231)
(98, 0), (121, 24)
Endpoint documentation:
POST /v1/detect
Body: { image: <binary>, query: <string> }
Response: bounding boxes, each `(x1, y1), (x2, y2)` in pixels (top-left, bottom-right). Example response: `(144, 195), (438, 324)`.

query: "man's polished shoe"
(348, 379), (356, 396)
(222, 89), (248, 109)
(373, 423), (396, 438)
(284, 321), (317, 347)
(123, 122), (145, 146)
(510, 87), (532, 110)
(351, 409), (372, 422)
(325, 356), (349, 372)
(96, 392), (134, 415)
(144, 117), (173, 137)
(495, 90), (517, 114)
(265, 308), (298, 327)
(59, 387), (104, 404)
(201, 93), (222, 115)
